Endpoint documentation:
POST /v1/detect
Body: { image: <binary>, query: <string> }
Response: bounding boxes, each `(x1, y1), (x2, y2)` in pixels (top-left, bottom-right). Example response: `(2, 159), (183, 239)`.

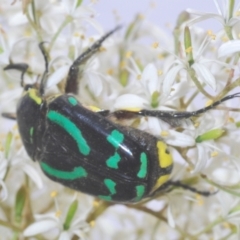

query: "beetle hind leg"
(65, 25), (122, 94)
(111, 92), (240, 123)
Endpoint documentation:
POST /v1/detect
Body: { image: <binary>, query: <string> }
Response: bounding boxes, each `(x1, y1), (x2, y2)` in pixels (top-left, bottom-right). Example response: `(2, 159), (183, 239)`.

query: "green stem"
(228, 0), (235, 20)
(48, 15), (73, 51)
(188, 68), (214, 99)
(194, 216), (225, 237)
(218, 77), (240, 99)
(25, 5), (42, 42)
(224, 25), (234, 40)
(0, 219), (21, 232)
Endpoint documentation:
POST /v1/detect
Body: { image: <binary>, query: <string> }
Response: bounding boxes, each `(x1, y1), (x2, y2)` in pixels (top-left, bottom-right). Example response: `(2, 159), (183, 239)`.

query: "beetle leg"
(65, 25), (122, 94)
(2, 112), (17, 120)
(150, 180), (216, 197)
(164, 180), (216, 196)
(111, 92), (240, 121)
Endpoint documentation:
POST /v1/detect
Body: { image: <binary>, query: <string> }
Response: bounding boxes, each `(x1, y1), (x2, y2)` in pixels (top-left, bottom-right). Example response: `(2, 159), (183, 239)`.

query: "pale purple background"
(91, 1), (219, 32)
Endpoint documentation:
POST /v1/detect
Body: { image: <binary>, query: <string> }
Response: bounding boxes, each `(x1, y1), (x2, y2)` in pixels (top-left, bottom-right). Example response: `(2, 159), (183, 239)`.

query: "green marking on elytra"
(29, 127), (34, 144)
(106, 152), (121, 169)
(98, 195), (112, 201)
(47, 110), (90, 156)
(98, 179), (116, 201)
(107, 130), (124, 148)
(104, 178), (116, 195)
(40, 162), (87, 180)
(68, 96), (78, 106)
(135, 185), (145, 201)
(137, 152), (147, 178)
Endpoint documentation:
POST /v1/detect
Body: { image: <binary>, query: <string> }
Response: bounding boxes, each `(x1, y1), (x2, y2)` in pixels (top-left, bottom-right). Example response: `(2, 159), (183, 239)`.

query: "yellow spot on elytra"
(120, 61), (126, 69)
(125, 51), (132, 58)
(137, 74), (141, 80)
(89, 37), (94, 43)
(158, 70), (163, 76)
(152, 174), (170, 193)
(151, 42), (159, 49)
(157, 141), (173, 168)
(55, 210), (61, 218)
(28, 89), (42, 105)
(185, 46), (192, 53)
(107, 68), (114, 75)
(90, 221), (95, 227)
(160, 131), (169, 137)
(51, 191), (58, 198)
(210, 151), (218, 157)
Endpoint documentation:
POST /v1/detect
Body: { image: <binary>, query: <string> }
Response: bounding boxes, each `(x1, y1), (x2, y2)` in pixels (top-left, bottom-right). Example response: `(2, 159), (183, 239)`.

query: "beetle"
(3, 26), (240, 202)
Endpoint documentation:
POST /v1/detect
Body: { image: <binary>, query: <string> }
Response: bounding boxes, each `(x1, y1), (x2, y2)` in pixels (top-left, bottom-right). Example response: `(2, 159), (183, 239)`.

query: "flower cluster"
(0, 0), (240, 239)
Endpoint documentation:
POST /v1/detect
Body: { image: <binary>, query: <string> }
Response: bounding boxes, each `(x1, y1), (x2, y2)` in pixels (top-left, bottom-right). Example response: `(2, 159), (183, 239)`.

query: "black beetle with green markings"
(4, 26), (240, 202)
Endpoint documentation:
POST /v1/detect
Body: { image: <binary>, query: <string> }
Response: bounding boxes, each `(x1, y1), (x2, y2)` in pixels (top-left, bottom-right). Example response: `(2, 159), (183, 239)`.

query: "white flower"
(24, 205), (89, 239)
(188, 0), (240, 28)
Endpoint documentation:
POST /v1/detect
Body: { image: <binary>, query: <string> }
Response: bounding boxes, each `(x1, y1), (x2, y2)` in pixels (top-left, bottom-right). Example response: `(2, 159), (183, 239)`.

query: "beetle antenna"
(39, 42), (49, 96)
(4, 63), (28, 87)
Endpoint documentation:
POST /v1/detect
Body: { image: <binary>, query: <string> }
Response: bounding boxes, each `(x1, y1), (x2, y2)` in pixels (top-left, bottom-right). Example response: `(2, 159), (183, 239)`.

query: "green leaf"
(63, 200), (78, 230)
(184, 26), (194, 66)
(15, 186), (26, 224)
(4, 132), (13, 159)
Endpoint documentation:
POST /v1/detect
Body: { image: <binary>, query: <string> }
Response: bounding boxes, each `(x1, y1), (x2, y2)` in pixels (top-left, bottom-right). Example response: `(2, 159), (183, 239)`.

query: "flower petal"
(46, 65), (69, 88)
(22, 164), (43, 189)
(141, 63), (159, 95)
(114, 94), (148, 109)
(23, 220), (58, 237)
(165, 130), (195, 147)
(218, 40), (240, 57)
(192, 63), (216, 90)
(162, 65), (183, 98)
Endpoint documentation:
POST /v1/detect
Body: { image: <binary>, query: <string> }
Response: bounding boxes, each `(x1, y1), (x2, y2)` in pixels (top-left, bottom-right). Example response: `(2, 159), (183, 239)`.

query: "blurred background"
(90, 0), (218, 33)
